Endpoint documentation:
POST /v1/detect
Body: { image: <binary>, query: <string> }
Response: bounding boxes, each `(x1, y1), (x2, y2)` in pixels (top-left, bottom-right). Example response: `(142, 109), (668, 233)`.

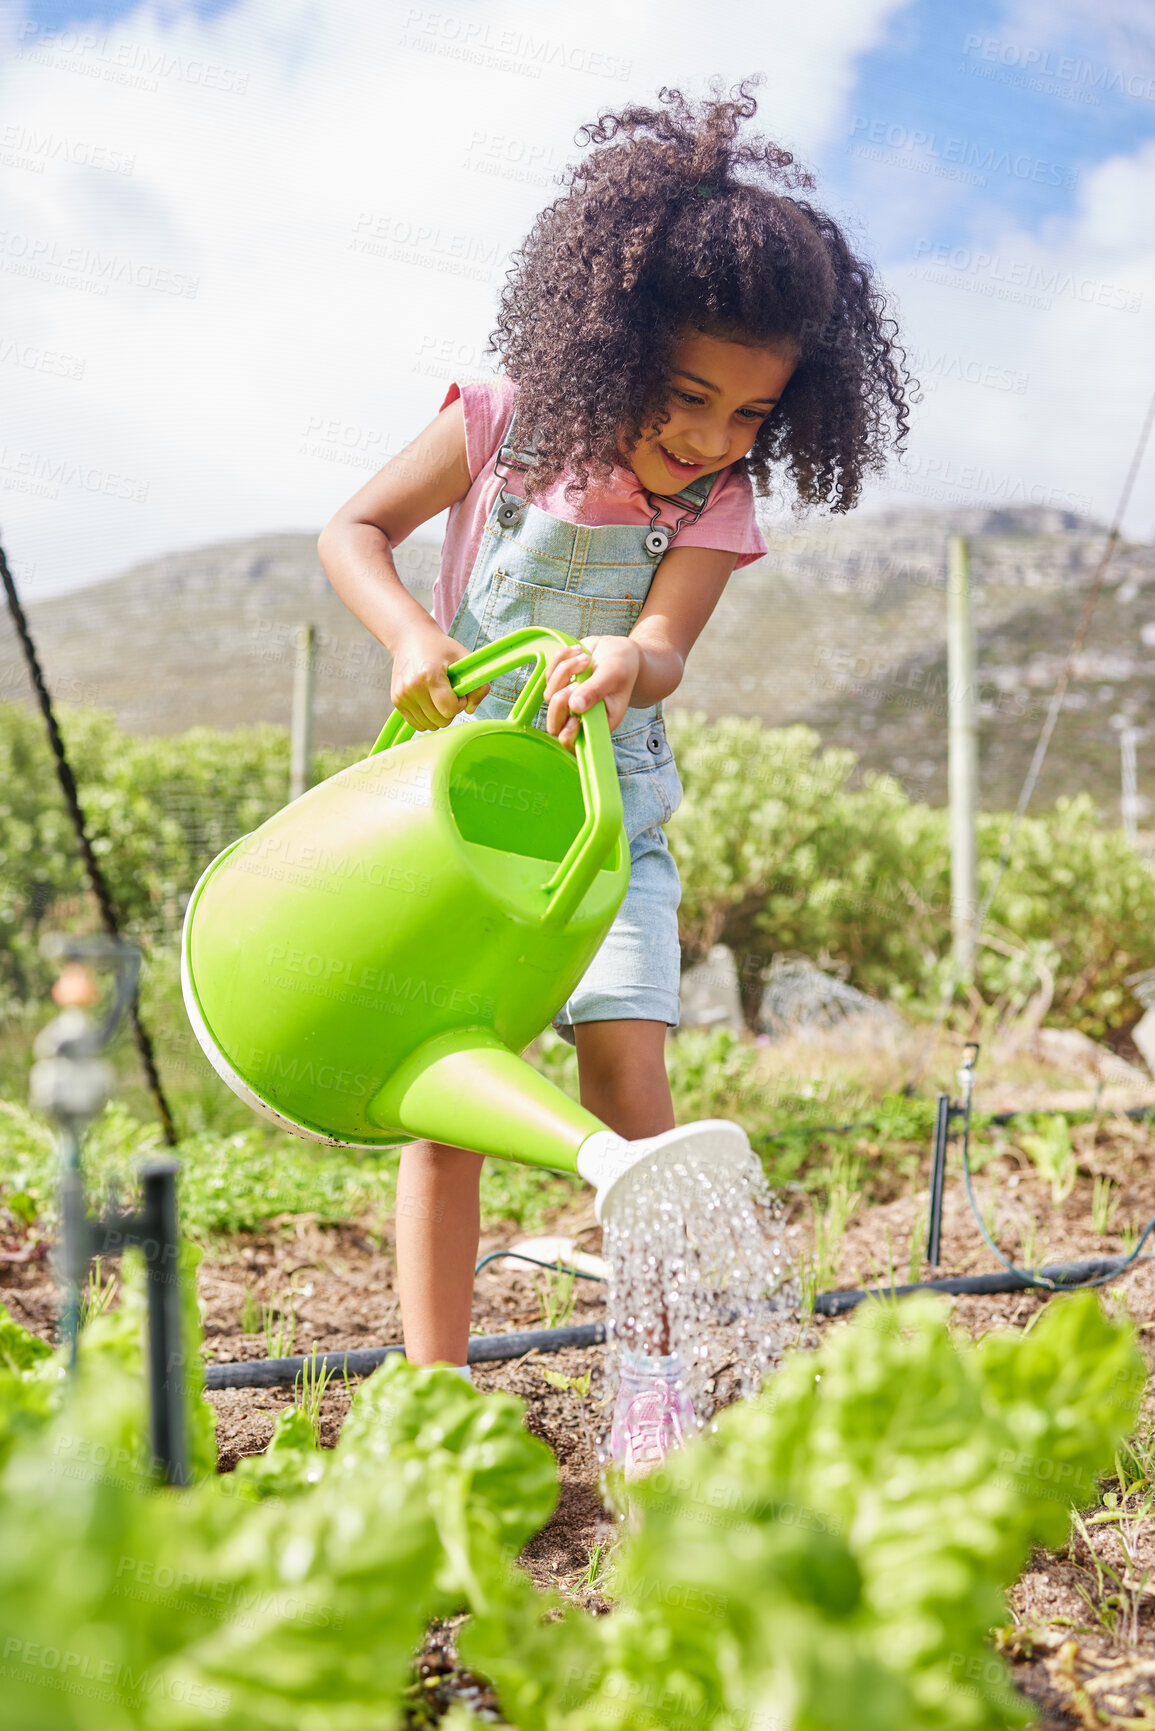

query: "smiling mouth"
(658, 444), (707, 474)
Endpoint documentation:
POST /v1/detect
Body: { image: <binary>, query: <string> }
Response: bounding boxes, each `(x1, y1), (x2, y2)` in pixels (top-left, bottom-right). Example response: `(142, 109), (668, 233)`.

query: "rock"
(757, 956), (901, 1041)
(679, 944), (745, 1033)
(1033, 1025), (1150, 1085)
(1127, 1009), (1155, 1079)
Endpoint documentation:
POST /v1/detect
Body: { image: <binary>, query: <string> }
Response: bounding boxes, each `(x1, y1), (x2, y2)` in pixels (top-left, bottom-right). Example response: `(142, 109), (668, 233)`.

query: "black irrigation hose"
(813, 1257), (1155, 1315)
(0, 537), (177, 1145)
(203, 1321), (608, 1388)
(206, 1251), (1155, 1385)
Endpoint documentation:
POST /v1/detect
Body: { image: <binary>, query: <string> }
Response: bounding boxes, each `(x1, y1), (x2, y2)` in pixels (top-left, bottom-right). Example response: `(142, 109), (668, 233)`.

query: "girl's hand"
(544, 636), (641, 750)
(390, 625), (489, 731)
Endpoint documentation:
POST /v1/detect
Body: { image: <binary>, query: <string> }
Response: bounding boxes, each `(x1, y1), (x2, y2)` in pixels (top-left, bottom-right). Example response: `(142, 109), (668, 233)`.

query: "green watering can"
(182, 627), (749, 1219)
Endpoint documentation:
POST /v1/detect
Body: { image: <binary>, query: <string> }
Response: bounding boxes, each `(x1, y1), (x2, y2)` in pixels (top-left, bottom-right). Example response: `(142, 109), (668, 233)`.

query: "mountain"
(3, 507), (1153, 819)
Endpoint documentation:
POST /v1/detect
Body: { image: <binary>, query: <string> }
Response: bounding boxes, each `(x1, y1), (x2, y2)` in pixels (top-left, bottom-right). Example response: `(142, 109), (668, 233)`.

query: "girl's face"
(624, 327), (798, 493)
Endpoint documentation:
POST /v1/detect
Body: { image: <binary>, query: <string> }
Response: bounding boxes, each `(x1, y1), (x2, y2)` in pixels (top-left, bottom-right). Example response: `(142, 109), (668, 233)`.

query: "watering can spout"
(365, 1030), (754, 1223)
(365, 1026), (605, 1171)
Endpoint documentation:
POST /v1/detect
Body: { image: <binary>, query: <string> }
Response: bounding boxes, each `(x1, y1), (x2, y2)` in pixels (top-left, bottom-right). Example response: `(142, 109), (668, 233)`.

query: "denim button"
(646, 729), (664, 754)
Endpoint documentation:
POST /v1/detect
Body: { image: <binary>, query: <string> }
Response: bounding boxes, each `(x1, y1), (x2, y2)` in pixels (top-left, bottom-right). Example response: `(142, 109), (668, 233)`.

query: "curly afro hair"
(486, 78), (912, 515)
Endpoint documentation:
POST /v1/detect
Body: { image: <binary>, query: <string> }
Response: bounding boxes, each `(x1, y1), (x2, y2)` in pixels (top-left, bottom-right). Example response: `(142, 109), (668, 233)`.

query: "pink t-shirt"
(429, 376), (768, 631)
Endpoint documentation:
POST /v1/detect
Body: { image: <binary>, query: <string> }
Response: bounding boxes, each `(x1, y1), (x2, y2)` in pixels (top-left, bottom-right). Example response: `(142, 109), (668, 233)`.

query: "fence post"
(290, 622), (316, 803)
(947, 536), (978, 985)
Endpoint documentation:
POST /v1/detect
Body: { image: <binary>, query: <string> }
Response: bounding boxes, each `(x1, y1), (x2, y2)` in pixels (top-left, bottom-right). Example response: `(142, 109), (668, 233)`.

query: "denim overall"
(447, 409), (718, 1040)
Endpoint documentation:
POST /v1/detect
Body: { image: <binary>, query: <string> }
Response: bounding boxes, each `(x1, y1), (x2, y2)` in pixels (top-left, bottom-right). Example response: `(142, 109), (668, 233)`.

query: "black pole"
(925, 1092), (950, 1266)
(144, 1163), (186, 1488)
(93, 1159), (187, 1486)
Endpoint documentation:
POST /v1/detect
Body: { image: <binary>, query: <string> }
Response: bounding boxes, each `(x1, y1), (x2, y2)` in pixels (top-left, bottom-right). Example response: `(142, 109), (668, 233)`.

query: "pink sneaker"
(610, 1349), (696, 1480)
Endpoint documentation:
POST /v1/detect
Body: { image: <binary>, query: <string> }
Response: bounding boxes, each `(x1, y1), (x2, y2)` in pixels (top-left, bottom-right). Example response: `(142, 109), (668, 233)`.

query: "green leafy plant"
(463, 1292), (1143, 1731)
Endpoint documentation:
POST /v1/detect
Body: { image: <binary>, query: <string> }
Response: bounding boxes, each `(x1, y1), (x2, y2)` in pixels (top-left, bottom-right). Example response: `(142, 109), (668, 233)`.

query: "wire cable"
(0, 537), (177, 1144)
(953, 1043), (1155, 1290)
(474, 1249), (607, 1281)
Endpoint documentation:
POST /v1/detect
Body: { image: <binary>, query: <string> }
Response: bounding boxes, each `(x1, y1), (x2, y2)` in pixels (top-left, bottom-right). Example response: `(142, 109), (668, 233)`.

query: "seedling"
(79, 1256), (116, 1328)
(1018, 1218), (1043, 1272)
(580, 1540), (607, 1592)
(1021, 1115), (1076, 1207)
(1092, 1176), (1119, 1237)
(809, 1152), (863, 1293)
(797, 1250), (818, 1320)
(907, 1173), (925, 1284)
(294, 1342), (334, 1447)
(262, 1293), (297, 1360)
(542, 1368), (591, 1398)
(535, 1261), (577, 1329)
(239, 1278), (260, 1335)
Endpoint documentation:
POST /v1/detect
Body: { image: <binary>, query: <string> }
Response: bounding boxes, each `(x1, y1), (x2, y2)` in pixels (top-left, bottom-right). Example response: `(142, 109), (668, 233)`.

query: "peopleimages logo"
(911, 239), (1143, 314)
(848, 117), (1077, 188)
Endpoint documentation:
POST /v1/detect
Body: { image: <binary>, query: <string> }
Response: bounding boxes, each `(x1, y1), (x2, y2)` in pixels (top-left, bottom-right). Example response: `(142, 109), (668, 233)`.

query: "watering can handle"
(368, 627), (623, 928)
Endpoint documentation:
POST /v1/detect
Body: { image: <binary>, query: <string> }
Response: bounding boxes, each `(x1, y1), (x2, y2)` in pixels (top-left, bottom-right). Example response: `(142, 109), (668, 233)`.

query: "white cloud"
(0, 0), (908, 595)
(868, 137), (1155, 536)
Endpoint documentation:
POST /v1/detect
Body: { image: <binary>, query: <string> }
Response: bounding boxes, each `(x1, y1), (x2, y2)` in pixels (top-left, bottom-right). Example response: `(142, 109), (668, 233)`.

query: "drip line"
(203, 1253), (1149, 1387)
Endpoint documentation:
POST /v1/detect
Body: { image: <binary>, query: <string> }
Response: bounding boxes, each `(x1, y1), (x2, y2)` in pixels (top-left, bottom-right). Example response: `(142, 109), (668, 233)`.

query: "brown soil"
(8, 1116), (1155, 1727)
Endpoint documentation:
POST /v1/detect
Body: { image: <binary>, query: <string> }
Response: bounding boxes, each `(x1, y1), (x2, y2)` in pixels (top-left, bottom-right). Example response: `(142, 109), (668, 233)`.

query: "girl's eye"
(675, 390), (771, 421)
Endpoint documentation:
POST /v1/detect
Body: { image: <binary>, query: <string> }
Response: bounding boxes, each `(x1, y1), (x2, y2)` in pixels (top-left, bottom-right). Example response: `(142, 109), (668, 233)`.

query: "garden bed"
(6, 1033), (1155, 1726)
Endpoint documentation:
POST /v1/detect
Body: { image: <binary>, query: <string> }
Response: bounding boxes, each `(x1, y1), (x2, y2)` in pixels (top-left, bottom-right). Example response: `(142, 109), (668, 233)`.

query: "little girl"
(319, 81), (910, 1474)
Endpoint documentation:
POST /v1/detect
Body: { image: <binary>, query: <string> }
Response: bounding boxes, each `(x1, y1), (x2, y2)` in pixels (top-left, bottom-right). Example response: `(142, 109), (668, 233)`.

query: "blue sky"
(823, 0), (1155, 248)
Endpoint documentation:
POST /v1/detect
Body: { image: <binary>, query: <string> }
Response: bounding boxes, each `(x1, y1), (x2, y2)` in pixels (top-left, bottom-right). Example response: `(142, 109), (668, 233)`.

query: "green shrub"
(3, 700), (1152, 1041)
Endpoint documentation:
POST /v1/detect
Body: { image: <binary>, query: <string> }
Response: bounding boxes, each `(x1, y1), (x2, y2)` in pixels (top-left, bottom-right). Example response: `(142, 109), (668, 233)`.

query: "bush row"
(2, 702), (1152, 1038)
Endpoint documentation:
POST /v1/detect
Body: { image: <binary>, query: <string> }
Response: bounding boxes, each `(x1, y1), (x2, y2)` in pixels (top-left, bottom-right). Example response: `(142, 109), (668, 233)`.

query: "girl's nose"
(682, 422), (733, 463)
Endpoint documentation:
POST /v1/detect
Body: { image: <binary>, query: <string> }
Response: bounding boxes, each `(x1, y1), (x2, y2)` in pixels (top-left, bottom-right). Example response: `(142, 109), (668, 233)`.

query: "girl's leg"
(395, 1139), (485, 1366)
(573, 1018), (674, 1140)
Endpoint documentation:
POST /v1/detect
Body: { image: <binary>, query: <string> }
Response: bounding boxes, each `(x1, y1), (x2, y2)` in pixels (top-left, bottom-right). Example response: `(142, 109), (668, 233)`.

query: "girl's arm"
(544, 546), (737, 749)
(317, 399), (488, 732)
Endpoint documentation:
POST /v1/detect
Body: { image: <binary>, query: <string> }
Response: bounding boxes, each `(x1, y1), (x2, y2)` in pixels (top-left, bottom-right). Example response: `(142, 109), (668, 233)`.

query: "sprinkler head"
(575, 1120), (755, 1223)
